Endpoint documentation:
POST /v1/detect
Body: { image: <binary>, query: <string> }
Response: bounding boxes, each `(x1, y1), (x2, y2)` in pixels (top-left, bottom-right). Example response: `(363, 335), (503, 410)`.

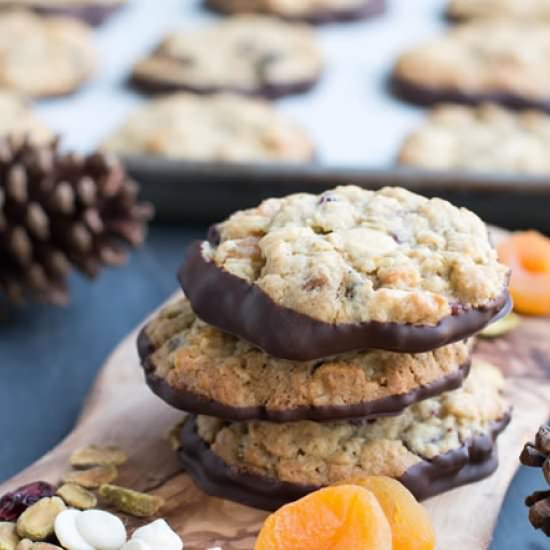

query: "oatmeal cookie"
(179, 186), (510, 360)
(393, 20), (550, 112)
(0, 90), (53, 144)
(178, 361), (511, 510)
(0, 0), (125, 25)
(399, 103), (550, 174)
(102, 93), (314, 162)
(205, 0), (385, 24)
(0, 10), (95, 97)
(138, 297), (472, 422)
(447, 0), (550, 21)
(131, 15), (323, 98)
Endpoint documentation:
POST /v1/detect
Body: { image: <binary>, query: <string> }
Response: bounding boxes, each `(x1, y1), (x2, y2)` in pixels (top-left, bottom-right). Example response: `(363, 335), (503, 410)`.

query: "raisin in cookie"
(393, 21), (550, 112)
(131, 15), (323, 98)
(399, 103), (550, 174)
(178, 361), (511, 510)
(448, 0), (550, 21)
(102, 93), (314, 163)
(0, 10), (95, 97)
(0, 0), (125, 25)
(0, 90), (53, 144)
(179, 186), (511, 361)
(138, 297), (473, 422)
(205, 0), (385, 24)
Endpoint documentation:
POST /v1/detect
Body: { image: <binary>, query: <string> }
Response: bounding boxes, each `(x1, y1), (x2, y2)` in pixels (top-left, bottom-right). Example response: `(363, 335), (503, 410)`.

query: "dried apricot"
(498, 231), (550, 316)
(254, 485), (392, 550)
(345, 477), (435, 550)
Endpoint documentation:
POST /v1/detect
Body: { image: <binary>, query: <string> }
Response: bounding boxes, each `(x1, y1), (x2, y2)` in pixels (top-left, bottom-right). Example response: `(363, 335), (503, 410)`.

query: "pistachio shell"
(56, 485), (97, 510)
(99, 485), (164, 518)
(16, 540), (63, 550)
(0, 522), (19, 550)
(16, 497), (66, 540)
(70, 447), (128, 468)
(63, 465), (118, 489)
(479, 313), (520, 339)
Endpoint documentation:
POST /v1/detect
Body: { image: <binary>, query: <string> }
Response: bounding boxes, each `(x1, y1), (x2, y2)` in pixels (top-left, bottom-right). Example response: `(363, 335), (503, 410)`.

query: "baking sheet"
(34, 0), (450, 166)
(29, 0), (550, 228)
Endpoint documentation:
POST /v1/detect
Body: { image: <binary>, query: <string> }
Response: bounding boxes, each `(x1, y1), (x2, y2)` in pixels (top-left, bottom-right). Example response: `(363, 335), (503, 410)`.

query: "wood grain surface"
(1, 298), (549, 549)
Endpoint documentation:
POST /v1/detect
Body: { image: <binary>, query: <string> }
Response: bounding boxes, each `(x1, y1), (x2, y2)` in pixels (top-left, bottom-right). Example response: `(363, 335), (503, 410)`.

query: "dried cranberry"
(0, 481), (56, 521)
(451, 303), (464, 316)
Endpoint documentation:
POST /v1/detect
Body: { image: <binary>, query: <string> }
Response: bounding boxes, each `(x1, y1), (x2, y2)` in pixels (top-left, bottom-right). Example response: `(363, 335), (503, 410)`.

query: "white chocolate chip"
(132, 520), (183, 550)
(75, 510), (126, 550)
(54, 510), (94, 550)
(120, 541), (150, 550)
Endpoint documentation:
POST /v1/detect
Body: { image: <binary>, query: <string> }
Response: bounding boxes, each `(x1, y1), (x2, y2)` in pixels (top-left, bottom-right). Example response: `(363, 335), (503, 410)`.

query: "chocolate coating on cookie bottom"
(391, 74), (550, 113)
(5, 2), (124, 25)
(131, 64), (320, 100)
(138, 325), (472, 422)
(178, 240), (511, 361)
(204, 0), (386, 25)
(177, 412), (511, 511)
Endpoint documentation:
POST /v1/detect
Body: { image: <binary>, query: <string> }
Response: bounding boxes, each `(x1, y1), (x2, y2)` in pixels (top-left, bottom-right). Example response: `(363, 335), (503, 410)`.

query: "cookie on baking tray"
(393, 20), (550, 112)
(138, 296), (473, 422)
(399, 103), (550, 174)
(205, 0), (385, 24)
(447, 0), (550, 21)
(0, 90), (53, 144)
(178, 186), (511, 361)
(102, 93), (314, 163)
(0, 0), (126, 25)
(0, 10), (95, 97)
(177, 360), (511, 511)
(131, 15), (323, 98)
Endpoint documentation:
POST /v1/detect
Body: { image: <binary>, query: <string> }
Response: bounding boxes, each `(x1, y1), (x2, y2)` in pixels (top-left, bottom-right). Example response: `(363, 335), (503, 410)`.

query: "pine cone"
(0, 138), (153, 305)
(520, 426), (550, 536)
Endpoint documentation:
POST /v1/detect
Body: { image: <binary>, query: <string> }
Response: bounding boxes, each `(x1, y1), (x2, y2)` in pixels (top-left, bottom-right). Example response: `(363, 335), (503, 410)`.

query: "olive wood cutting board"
(2, 301), (550, 549)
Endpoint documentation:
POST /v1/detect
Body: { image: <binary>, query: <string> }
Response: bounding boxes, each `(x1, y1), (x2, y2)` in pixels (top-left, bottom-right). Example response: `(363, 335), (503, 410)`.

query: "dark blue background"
(0, 224), (547, 549)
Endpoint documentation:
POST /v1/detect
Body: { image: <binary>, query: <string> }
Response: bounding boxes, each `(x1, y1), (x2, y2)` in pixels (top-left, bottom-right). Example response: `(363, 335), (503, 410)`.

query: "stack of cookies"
(138, 185), (513, 511)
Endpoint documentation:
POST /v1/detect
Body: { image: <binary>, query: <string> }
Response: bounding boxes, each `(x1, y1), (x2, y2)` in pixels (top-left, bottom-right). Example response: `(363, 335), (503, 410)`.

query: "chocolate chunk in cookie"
(138, 297), (473, 422)
(179, 186), (511, 361)
(131, 15), (323, 99)
(0, 10), (95, 98)
(399, 103), (550, 174)
(205, 0), (385, 24)
(447, 0), (550, 22)
(393, 21), (550, 112)
(0, 0), (126, 25)
(102, 93), (314, 163)
(177, 361), (511, 510)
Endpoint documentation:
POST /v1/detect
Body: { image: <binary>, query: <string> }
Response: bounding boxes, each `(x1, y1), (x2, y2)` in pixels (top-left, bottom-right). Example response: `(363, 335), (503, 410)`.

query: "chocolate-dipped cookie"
(179, 186), (511, 361)
(0, 10), (95, 98)
(398, 103), (550, 174)
(138, 297), (473, 422)
(447, 0), (550, 21)
(178, 361), (511, 511)
(0, 0), (126, 25)
(0, 90), (52, 144)
(131, 15), (323, 99)
(102, 93), (314, 163)
(393, 21), (550, 112)
(204, 0), (385, 24)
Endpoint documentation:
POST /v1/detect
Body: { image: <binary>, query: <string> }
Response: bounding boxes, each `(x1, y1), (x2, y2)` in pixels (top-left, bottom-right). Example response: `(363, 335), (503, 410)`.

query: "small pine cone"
(0, 138), (153, 305)
(521, 426), (550, 536)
